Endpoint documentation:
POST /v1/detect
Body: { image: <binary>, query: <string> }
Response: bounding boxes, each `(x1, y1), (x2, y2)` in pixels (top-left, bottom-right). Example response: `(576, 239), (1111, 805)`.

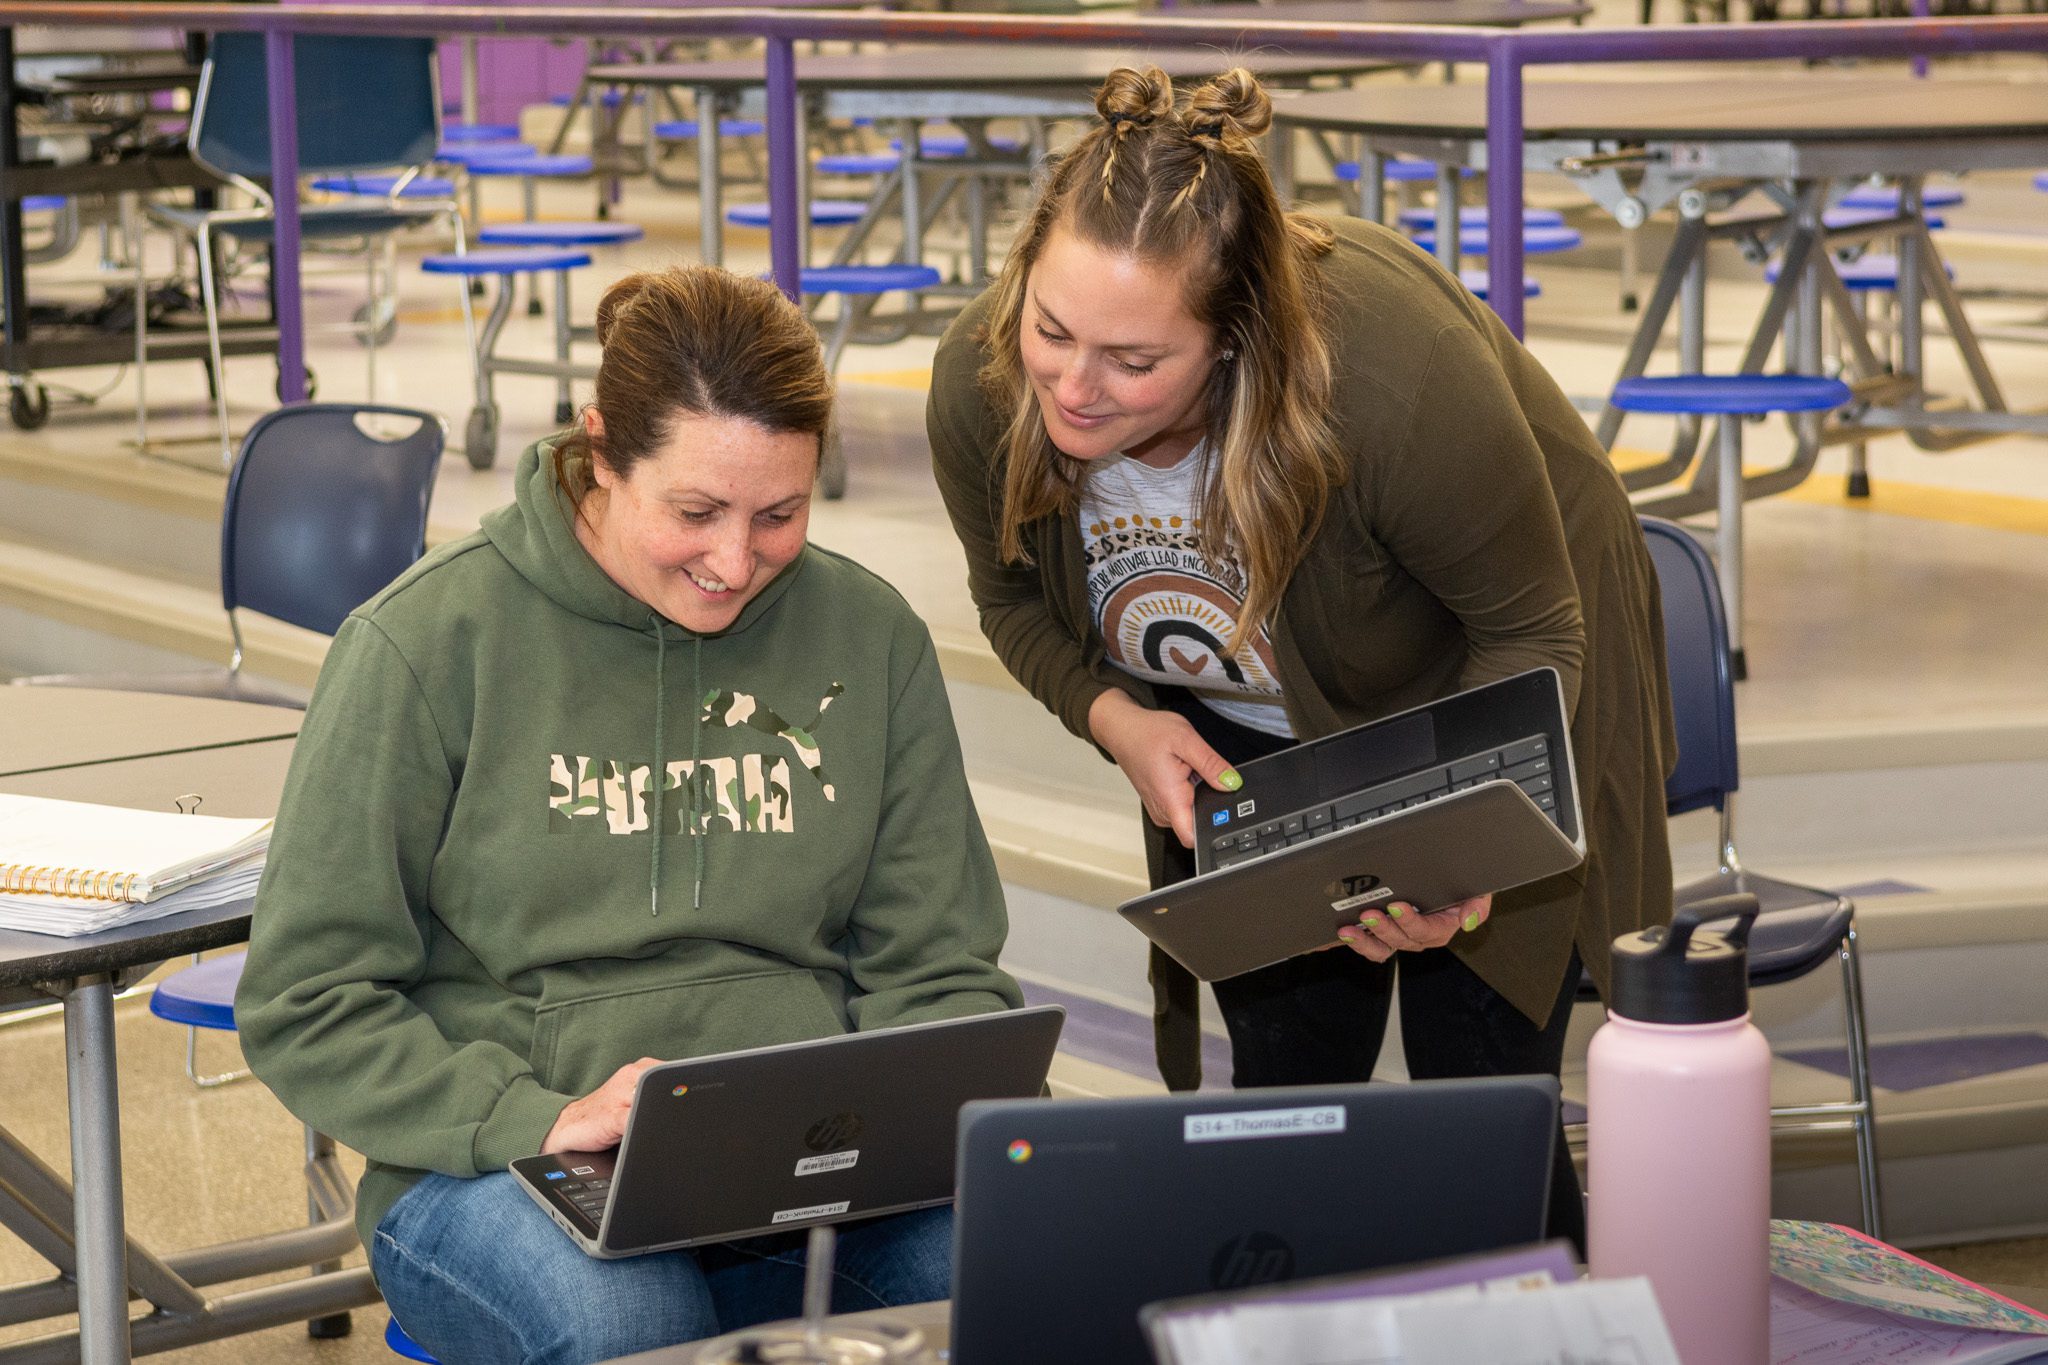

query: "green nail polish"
(1220, 769), (1244, 792)
(1387, 905), (1405, 919)
(1361, 915), (1380, 927)
(1463, 911), (1482, 933)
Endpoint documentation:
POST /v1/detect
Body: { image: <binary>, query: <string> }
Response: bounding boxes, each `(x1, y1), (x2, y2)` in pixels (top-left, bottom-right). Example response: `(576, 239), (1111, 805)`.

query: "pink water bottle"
(1589, 894), (1770, 1365)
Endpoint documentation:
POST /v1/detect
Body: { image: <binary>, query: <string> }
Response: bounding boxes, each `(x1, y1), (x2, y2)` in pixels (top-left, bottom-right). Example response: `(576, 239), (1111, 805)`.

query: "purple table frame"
(0, 5), (2035, 374)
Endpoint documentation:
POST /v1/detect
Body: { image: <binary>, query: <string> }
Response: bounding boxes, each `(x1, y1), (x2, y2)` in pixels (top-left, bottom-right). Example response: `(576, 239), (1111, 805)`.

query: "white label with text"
(772, 1200), (851, 1224)
(795, 1150), (860, 1178)
(1331, 887), (1395, 914)
(1184, 1106), (1347, 1144)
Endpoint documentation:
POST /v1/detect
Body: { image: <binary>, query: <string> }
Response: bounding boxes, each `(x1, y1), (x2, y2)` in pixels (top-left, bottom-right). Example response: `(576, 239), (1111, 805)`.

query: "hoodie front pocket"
(530, 969), (847, 1097)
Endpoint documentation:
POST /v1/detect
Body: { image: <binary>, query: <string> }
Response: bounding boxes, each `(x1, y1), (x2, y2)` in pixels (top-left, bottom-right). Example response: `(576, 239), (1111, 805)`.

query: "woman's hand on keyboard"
(541, 1057), (663, 1154)
(1088, 689), (1240, 849)
(1334, 894), (1492, 962)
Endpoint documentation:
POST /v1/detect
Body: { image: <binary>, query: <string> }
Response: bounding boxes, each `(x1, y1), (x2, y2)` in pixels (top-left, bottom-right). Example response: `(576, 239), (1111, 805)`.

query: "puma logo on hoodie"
(547, 685), (842, 835)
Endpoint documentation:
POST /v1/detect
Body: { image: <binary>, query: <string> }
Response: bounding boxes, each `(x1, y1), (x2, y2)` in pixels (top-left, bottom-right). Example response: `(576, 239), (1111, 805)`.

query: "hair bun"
(1183, 67), (1272, 142)
(1095, 65), (1174, 130)
(593, 271), (659, 347)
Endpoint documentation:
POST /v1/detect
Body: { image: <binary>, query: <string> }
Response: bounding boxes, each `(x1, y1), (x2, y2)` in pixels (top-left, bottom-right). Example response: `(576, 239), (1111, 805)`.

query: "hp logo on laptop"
(1209, 1232), (1295, 1291)
(804, 1112), (865, 1152)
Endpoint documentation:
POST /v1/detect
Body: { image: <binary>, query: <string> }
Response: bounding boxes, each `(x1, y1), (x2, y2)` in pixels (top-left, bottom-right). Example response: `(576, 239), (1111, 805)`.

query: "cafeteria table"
(0, 690), (373, 1365)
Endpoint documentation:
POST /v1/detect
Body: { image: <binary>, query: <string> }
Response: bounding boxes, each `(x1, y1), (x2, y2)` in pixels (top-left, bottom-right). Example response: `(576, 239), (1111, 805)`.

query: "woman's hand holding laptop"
(542, 1057), (662, 1154)
(1332, 894), (1492, 963)
(1088, 689), (1245, 851)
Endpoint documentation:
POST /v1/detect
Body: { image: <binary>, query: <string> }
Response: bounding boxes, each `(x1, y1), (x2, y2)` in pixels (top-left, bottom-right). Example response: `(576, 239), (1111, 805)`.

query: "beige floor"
(7, 41), (2048, 1364)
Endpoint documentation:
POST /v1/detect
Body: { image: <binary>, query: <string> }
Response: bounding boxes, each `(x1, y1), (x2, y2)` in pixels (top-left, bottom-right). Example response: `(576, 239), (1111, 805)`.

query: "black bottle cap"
(1608, 894), (1760, 1025)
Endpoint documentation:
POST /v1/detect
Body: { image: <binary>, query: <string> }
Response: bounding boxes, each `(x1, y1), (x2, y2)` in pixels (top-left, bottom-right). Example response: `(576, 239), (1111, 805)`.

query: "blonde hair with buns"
(979, 65), (1341, 649)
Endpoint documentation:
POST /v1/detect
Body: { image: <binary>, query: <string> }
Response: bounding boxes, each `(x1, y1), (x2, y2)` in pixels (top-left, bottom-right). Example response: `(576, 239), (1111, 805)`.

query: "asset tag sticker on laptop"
(1184, 1106), (1347, 1144)
(1330, 886), (1395, 914)
(773, 1200), (851, 1224)
(794, 1150), (860, 1178)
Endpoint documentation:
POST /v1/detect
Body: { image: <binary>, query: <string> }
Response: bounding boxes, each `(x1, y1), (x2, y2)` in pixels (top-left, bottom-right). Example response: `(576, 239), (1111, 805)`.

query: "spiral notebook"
(0, 792), (271, 935)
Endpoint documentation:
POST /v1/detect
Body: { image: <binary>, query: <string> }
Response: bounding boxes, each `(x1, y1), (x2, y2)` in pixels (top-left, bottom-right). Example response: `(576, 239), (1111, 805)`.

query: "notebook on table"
(1117, 667), (1586, 981)
(511, 1005), (1065, 1259)
(949, 1075), (1562, 1365)
(0, 792), (271, 936)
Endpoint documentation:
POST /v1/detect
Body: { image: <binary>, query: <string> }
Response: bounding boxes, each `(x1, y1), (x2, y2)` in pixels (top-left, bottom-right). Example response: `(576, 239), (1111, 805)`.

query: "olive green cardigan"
(929, 217), (1676, 1089)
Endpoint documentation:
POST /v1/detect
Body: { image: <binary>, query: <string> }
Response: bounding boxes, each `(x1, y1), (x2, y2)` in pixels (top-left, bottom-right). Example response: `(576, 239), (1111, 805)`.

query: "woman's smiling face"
(576, 410), (816, 632)
(1020, 223), (1222, 469)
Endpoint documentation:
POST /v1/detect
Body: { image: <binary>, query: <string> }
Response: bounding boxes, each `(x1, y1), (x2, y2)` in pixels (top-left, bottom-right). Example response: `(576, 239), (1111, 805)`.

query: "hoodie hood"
(481, 435), (807, 637)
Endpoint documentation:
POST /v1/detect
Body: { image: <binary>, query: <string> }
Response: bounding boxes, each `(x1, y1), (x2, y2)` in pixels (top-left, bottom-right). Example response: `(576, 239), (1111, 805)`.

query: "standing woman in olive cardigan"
(928, 65), (1676, 1246)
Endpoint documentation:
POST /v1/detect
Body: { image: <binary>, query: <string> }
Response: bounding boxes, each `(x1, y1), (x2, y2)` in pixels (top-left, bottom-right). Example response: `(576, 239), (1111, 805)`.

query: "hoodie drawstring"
(690, 633), (704, 912)
(650, 623), (666, 917)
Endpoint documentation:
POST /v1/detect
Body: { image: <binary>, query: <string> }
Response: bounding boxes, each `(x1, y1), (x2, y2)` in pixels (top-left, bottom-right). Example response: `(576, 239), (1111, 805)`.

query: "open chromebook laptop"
(511, 1006), (1064, 1258)
(950, 1076), (1561, 1365)
(1118, 667), (1587, 981)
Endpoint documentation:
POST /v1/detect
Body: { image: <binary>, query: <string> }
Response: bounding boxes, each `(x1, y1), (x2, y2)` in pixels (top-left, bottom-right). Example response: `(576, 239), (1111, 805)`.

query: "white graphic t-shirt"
(1078, 446), (1293, 738)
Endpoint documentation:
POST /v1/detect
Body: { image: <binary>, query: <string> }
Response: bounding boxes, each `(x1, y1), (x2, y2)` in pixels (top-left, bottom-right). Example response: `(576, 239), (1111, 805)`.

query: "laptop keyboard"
(1209, 734), (1555, 871)
(556, 1177), (609, 1225)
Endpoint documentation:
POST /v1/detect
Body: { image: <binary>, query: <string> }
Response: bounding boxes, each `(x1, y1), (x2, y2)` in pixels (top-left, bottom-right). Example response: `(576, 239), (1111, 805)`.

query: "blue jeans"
(371, 1172), (953, 1365)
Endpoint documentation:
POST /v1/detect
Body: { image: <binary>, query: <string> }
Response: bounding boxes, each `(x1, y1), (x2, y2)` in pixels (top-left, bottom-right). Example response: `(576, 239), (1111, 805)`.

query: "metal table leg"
(64, 976), (130, 1365)
(697, 86), (722, 266)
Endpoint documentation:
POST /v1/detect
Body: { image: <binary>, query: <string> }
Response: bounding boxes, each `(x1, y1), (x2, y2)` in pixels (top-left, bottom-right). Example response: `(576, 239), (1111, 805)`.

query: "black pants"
(1156, 688), (1587, 1253)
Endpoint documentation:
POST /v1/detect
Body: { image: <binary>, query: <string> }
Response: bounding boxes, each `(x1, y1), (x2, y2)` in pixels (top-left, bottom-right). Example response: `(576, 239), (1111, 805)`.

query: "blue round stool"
(1408, 223), (1582, 256)
(890, 131), (1023, 159)
(1333, 158), (1472, 183)
(463, 152), (592, 179)
(727, 199), (870, 229)
(1459, 268), (1542, 300)
(652, 118), (765, 139)
(21, 195), (67, 213)
(384, 1318), (440, 1362)
(1609, 373), (1852, 679)
(777, 264), (943, 499)
(422, 246), (595, 468)
(477, 220), (645, 248)
(443, 121), (520, 143)
(148, 951), (356, 1338)
(1397, 205), (1566, 231)
(1764, 254), (1953, 291)
(148, 953), (244, 1032)
(1838, 184), (1964, 212)
(312, 174), (459, 199)
(437, 140), (535, 168)
(1823, 206), (1945, 232)
(815, 152), (902, 177)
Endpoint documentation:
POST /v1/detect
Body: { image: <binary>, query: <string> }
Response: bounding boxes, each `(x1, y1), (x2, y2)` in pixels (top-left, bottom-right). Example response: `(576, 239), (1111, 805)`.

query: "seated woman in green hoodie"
(236, 265), (1022, 1365)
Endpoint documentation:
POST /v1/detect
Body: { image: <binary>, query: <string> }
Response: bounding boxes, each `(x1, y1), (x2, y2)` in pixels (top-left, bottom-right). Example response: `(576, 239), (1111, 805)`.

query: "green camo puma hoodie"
(236, 437), (1021, 1254)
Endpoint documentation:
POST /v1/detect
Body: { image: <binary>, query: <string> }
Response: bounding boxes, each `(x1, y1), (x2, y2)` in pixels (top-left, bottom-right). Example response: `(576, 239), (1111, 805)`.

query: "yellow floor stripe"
(844, 367), (935, 390)
(1613, 448), (2048, 538)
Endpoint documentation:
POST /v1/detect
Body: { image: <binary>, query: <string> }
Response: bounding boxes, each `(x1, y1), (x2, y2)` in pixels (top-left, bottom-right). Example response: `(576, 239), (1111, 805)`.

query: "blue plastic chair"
(1610, 374), (1850, 680)
(141, 34), (462, 464)
(1621, 516), (1883, 1238)
(442, 121), (520, 143)
(11, 403), (445, 708)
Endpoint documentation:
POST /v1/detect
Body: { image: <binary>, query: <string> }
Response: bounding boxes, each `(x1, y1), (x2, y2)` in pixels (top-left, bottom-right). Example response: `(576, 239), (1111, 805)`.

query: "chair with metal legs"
(1597, 516), (1885, 1238)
